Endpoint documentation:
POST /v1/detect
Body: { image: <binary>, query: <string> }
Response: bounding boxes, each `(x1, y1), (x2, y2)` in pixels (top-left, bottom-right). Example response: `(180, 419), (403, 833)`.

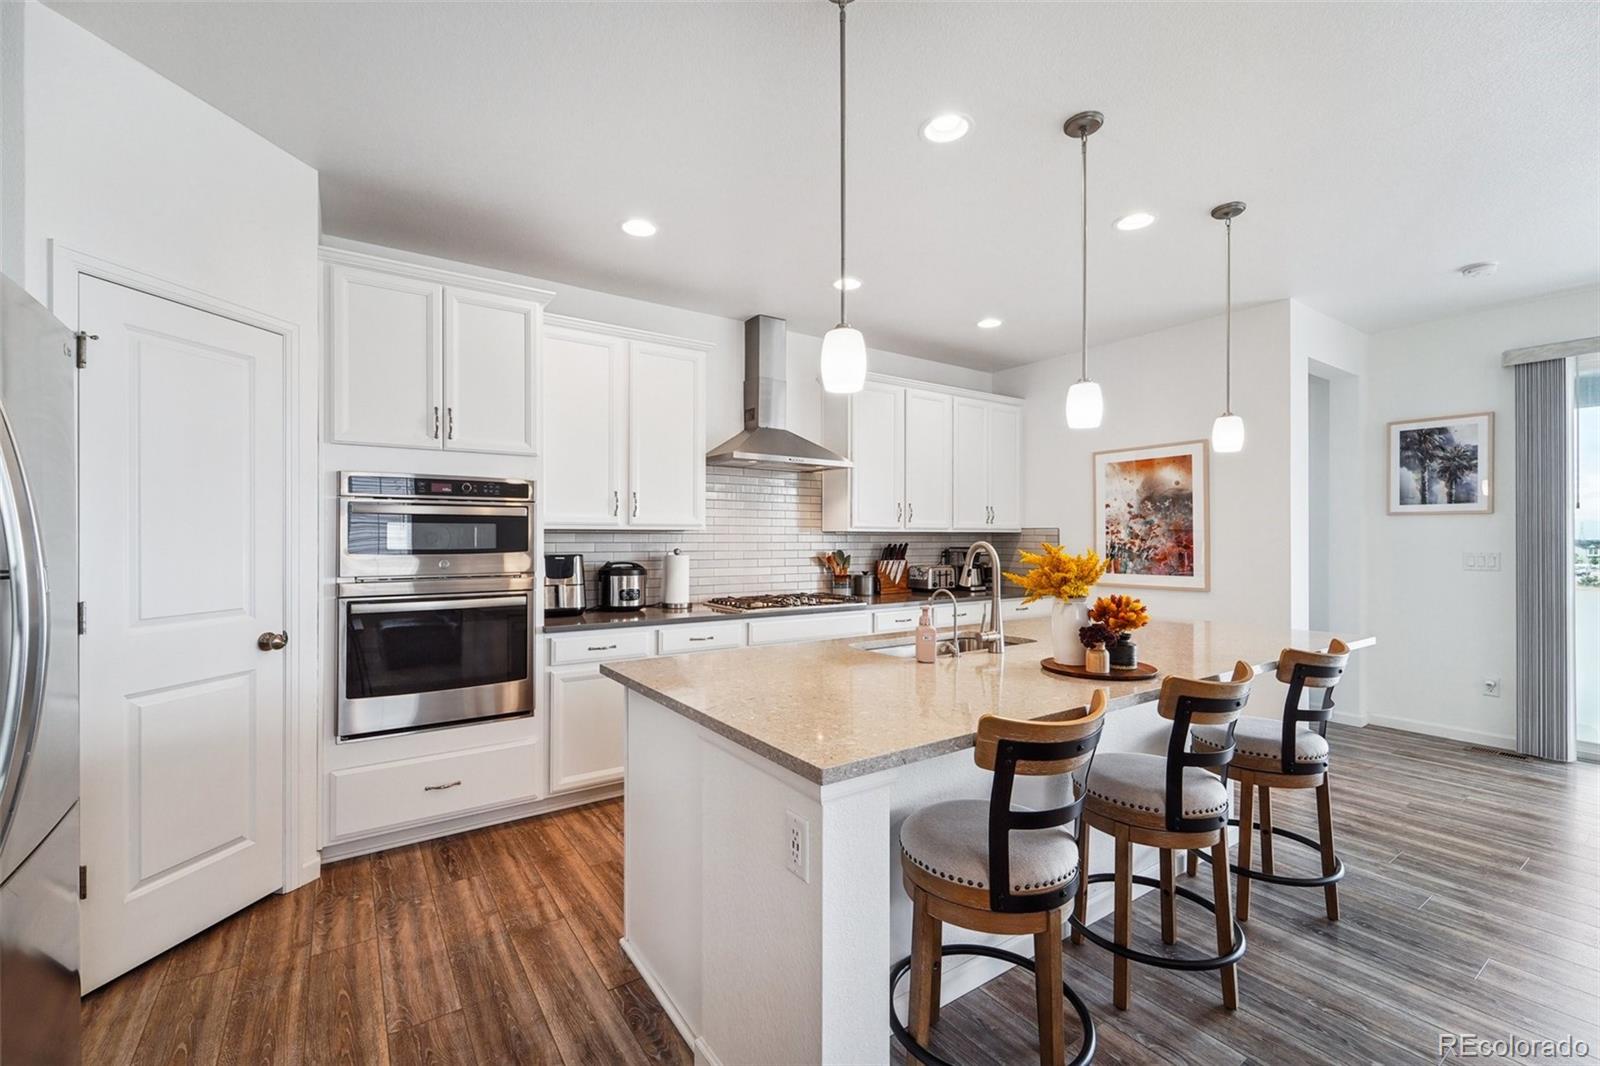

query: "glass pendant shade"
(1064, 380), (1104, 429)
(1211, 413), (1245, 453)
(820, 326), (867, 394)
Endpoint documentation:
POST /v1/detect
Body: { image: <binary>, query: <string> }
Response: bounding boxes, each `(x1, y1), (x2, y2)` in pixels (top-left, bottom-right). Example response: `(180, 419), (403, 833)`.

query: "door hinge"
(74, 331), (97, 369)
(78, 865), (87, 901)
(77, 601), (87, 635)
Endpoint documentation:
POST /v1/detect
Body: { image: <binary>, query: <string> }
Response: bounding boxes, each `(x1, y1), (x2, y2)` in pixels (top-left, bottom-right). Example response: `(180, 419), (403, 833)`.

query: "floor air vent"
(1464, 745), (1528, 760)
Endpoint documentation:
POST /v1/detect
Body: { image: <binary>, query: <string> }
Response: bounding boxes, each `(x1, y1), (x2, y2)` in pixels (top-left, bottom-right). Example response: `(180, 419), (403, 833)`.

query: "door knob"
(257, 631), (289, 651)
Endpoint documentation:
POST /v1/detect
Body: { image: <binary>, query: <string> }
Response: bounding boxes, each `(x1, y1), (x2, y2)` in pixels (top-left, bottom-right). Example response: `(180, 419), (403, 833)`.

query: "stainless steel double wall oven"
(337, 473), (535, 740)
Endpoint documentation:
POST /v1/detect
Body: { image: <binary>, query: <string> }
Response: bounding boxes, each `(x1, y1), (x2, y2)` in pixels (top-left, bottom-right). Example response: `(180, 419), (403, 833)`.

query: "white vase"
(1051, 598), (1089, 666)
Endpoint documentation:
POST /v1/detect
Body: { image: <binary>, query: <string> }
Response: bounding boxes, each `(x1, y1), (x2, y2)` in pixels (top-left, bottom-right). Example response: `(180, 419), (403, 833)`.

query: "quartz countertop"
(542, 588), (1021, 633)
(601, 618), (1375, 785)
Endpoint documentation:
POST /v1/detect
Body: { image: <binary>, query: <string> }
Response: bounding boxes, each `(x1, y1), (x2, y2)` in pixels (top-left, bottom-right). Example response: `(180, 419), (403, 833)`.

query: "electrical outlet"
(1482, 677), (1502, 698)
(785, 811), (810, 883)
(1483, 552), (1501, 571)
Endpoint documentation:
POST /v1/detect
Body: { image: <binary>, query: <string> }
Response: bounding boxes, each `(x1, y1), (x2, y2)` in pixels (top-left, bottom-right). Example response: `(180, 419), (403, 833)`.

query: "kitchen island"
(602, 617), (1373, 1065)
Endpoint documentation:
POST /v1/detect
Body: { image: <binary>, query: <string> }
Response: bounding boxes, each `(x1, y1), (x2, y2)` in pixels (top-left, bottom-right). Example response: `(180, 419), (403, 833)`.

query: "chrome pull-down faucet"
(926, 588), (962, 657)
(962, 541), (1005, 653)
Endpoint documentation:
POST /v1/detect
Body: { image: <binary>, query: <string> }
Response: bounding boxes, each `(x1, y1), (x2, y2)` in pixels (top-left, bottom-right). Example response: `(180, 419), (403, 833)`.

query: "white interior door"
(443, 286), (540, 455)
(903, 388), (953, 530)
(848, 381), (904, 529)
(951, 397), (990, 530)
(77, 276), (287, 992)
(541, 325), (626, 527)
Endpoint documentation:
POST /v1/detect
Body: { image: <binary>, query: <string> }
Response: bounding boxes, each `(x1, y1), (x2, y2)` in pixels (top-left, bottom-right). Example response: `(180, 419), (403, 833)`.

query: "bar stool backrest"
(1271, 638), (1351, 775)
(1157, 661), (1254, 833)
(973, 689), (1108, 913)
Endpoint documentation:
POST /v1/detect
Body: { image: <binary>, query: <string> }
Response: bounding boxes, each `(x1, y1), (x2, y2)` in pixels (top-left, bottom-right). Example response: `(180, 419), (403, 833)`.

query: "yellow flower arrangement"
(1002, 544), (1106, 605)
(1090, 594), (1150, 633)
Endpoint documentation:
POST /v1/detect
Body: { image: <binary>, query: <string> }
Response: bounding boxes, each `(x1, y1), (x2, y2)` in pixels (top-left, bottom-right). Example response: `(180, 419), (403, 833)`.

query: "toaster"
(907, 564), (957, 592)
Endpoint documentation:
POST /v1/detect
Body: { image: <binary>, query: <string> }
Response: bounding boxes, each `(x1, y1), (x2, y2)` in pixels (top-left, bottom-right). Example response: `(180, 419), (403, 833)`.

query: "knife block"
(876, 560), (909, 595)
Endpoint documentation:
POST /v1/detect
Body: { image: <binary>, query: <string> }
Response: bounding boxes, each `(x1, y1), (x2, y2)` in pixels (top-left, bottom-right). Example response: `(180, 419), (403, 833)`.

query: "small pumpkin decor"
(1077, 622), (1117, 674)
(1003, 544), (1106, 667)
(1089, 594), (1150, 669)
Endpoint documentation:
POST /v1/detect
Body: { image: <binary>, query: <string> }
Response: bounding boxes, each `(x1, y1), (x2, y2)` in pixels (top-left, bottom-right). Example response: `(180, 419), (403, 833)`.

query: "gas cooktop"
(704, 593), (859, 614)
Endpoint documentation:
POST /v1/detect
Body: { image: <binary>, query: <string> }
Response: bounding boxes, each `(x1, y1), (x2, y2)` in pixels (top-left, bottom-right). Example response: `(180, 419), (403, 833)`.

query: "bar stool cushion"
(1084, 752), (1230, 821)
(1192, 717), (1329, 768)
(899, 799), (1078, 895)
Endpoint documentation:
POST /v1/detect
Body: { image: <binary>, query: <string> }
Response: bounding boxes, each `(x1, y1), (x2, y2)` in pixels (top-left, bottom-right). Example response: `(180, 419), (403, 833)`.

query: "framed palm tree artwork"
(1388, 412), (1494, 514)
(1093, 439), (1210, 591)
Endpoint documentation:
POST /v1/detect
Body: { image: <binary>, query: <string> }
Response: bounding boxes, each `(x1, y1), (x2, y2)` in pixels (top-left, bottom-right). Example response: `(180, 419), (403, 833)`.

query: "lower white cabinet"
(329, 738), (541, 841)
(657, 621), (747, 654)
(1002, 598), (1046, 622)
(547, 664), (627, 793)
(747, 612), (874, 646)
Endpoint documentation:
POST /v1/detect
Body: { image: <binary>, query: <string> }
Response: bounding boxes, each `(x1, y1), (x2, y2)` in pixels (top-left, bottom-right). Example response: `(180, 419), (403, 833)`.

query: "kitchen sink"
(856, 634), (1036, 658)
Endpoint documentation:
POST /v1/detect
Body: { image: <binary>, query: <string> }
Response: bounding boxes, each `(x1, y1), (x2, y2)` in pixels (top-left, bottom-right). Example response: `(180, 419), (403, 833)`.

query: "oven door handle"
(348, 595), (528, 616)
(346, 501), (529, 519)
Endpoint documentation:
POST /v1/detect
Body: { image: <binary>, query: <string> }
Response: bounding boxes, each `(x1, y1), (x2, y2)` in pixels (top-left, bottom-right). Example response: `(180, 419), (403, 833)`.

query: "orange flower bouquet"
(1090, 594), (1150, 669)
(1002, 544), (1105, 666)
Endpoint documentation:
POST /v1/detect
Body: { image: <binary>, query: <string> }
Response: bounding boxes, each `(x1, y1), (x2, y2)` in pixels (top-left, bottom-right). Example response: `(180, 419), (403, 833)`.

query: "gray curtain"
(1514, 359), (1575, 761)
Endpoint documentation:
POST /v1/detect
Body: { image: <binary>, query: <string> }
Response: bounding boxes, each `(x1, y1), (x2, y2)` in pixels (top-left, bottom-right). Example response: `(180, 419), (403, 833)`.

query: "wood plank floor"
(83, 726), (1598, 1064)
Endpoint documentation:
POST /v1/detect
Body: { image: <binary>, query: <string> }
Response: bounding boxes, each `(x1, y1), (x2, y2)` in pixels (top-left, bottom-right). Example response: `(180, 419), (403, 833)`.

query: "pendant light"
(1210, 201), (1246, 453)
(1063, 111), (1104, 429)
(819, 0), (866, 394)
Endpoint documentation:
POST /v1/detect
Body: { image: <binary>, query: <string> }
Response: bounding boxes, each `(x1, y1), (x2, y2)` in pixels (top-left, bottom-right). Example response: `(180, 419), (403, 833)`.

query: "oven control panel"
(344, 474), (532, 500)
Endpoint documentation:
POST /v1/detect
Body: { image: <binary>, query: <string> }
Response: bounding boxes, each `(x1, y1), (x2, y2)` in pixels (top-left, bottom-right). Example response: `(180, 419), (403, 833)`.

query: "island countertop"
(601, 617), (1374, 785)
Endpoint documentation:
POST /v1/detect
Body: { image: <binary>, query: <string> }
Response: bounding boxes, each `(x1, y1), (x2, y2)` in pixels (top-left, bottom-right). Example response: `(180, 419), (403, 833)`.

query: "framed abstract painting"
(1093, 439), (1210, 591)
(1387, 412), (1494, 515)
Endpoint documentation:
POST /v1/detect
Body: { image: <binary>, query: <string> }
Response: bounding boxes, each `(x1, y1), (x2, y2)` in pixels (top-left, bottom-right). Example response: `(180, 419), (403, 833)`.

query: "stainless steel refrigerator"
(0, 272), (80, 1063)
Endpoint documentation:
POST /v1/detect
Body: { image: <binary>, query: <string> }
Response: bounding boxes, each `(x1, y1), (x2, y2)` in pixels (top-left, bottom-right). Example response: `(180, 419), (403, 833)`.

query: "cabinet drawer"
(657, 621), (747, 655)
(330, 738), (540, 840)
(548, 628), (655, 666)
(873, 606), (925, 633)
(1002, 598), (1044, 621)
(747, 612), (874, 646)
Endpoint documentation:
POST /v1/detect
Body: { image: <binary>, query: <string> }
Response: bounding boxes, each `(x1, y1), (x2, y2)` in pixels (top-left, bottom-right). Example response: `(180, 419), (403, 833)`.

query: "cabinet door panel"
(628, 343), (705, 528)
(542, 327), (627, 527)
(951, 398), (990, 530)
(903, 388), (953, 530)
(849, 381), (904, 529)
(444, 288), (540, 455)
(329, 265), (441, 448)
(988, 403), (1023, 530)
(548, 665), (625, 793)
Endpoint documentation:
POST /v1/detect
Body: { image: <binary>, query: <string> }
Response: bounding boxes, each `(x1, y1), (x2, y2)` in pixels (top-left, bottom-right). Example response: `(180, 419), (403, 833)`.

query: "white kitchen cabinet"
(629, 341), (706, 528)
(542, 325), (628, 527)
(328, 263), (443, 449)
(329, 738), (541, 841)
(952, 397), (1023, 532)
(548, 664), (626, 793)
(323, 249), (552, 454)
(903, 389), (954, 530)
(542, 317), (709, 531)
(657, 621), (747, 654)
(747, 611), (874, 646)
(443, 287), (541, 455)
(823, 375), (1022, 533)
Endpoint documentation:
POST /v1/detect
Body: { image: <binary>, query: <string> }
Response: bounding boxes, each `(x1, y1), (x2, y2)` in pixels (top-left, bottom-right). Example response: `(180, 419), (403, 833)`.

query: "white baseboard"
(620, 936), (707, 1061)
(1362, 714), (1515, 751)
(319, 783), (622, 862)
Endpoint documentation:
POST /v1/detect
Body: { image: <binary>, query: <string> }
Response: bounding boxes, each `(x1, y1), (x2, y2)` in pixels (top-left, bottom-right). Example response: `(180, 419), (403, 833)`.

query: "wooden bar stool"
(892, 690), (1108, 1066)
(1187, 640), (1350, 921)
(1071, 662), (1254, 1011)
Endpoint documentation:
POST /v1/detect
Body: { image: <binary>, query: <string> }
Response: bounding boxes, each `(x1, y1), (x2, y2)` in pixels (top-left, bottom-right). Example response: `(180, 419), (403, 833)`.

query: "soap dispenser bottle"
(915, 606), (938, 663)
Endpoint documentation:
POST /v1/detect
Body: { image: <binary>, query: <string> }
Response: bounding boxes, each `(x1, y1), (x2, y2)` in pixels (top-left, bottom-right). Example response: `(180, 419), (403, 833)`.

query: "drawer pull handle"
(424, 780), (463, 792)
(587, 644), (618, 652)
(689, 636), (715, 642)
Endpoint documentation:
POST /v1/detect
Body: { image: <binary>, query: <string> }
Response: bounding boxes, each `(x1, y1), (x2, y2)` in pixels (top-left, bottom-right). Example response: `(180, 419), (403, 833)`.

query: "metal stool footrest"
(1192, 818), (1346, 887)
(1069, 873), (1246, 970)
(890, 943), (1096, 1066)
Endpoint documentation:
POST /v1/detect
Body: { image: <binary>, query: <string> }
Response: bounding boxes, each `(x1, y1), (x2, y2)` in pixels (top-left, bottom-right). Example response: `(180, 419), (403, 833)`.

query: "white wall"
(1362, 285), (1600, 747)
(9, 1), (325, 885)
(994, 301), (1299, 629)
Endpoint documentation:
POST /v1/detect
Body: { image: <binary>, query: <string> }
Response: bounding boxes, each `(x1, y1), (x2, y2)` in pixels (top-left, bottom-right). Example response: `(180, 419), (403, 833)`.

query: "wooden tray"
(1040, 658), (1159, 681)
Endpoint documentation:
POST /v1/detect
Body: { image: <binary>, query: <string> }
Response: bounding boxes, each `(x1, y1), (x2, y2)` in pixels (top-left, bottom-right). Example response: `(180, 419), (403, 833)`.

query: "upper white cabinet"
(541, 316), (709, 530)
(323, 249), (552, 455)
(953, 397), (1023, 532)
(823, 375), (1022, 533)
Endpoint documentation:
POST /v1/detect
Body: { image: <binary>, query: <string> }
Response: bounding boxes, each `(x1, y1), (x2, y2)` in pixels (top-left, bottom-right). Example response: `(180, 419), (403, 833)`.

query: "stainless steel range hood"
(706, 315), (852, 472)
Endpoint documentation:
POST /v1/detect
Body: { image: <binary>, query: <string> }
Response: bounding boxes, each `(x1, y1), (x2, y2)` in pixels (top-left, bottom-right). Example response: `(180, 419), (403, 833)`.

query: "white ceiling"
(48, 0), (1600, 370)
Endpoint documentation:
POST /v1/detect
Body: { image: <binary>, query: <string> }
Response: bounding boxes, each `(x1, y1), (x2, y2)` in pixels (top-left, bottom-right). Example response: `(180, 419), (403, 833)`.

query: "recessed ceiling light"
(1458, 261), (1499, 278)
(833, 276), (862, 291)
(977, 317), (1003, 329)
(1114, 211), (1157, 231)
(621, 218), (657, 237)
(920, 113), (972, 144)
